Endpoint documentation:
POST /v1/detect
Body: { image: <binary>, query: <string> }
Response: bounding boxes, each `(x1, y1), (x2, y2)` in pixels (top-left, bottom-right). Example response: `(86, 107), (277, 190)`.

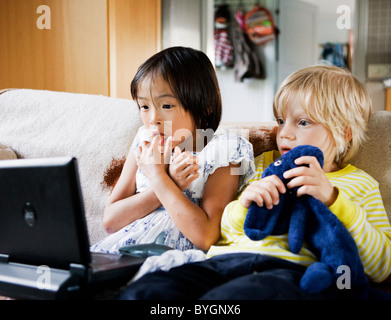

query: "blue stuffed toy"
(243, 145), (368, 297)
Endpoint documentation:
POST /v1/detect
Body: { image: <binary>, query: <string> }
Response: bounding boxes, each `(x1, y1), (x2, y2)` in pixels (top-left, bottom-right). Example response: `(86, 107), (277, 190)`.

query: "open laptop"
(0, 157), (145, 299)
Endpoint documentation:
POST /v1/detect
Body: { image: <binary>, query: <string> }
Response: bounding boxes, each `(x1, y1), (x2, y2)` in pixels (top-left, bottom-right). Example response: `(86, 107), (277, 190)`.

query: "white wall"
(217, 41), (277, 123)
(214, 0), (278, 123)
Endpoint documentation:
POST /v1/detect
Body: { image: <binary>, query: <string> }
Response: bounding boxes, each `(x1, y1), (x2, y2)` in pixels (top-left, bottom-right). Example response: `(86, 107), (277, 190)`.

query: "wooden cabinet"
(0, 0), (161, 99)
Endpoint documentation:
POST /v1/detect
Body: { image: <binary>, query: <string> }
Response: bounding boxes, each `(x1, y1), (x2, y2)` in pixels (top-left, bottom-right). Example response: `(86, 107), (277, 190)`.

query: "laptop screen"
(0, 157), (91, 270)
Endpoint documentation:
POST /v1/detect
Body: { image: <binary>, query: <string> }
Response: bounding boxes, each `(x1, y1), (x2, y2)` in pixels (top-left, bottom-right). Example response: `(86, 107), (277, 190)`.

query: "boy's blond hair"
(273, 65), (372, 166)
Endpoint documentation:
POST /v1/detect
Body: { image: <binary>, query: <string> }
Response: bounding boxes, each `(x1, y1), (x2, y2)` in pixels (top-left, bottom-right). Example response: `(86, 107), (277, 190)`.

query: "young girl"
(120, 65), (391, 300)
(91, 47), (254, 254)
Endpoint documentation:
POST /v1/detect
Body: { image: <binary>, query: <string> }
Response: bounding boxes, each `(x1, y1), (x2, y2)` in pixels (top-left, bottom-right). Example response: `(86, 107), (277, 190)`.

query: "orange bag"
(244, 4), (278, 45)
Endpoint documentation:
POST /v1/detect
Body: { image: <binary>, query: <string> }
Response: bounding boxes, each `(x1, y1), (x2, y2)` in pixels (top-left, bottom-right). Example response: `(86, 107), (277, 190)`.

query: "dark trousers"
(119, 253), (353, 300)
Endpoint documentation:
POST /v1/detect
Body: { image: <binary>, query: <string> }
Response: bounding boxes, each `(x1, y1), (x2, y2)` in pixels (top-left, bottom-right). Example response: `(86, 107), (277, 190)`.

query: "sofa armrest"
(350, 111), (391, 222)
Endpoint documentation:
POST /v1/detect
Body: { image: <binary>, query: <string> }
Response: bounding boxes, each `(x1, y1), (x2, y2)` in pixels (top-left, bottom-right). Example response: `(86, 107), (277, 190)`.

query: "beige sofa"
(0, 88), (390, 291)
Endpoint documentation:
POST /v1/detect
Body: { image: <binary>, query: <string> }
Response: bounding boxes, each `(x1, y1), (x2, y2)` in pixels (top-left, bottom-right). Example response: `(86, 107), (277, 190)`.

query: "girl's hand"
(283, 156), (338, 207)
(169, 146), (200, 191)
(239, 175), (286, 209)
(136, 135), (172, 181)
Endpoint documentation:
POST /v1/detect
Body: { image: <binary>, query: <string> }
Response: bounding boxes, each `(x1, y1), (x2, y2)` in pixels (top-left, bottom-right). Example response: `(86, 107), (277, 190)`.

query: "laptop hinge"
(0, 254), (9, 263)
(69, 263), (87, 279)
(63, 263), (87, 294)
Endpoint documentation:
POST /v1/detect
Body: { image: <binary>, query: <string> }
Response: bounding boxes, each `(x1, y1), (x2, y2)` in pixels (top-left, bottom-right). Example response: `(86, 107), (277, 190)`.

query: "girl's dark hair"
(130, 46), (222, 131)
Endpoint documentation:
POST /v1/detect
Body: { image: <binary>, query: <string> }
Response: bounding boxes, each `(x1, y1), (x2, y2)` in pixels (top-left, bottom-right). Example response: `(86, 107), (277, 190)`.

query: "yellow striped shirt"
(208, 151), (391, 283)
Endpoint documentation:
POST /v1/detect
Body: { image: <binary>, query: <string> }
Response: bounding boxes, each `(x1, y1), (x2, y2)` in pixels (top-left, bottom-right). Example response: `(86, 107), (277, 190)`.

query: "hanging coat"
(232, 19), (265, 82)
(214, 4), (234, 69)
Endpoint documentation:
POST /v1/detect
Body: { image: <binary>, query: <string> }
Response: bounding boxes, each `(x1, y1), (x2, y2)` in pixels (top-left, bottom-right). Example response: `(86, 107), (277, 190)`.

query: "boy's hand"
(239, 175), (286, 209)
(169, 147), (200, 191)
(283, 156), (338, 207)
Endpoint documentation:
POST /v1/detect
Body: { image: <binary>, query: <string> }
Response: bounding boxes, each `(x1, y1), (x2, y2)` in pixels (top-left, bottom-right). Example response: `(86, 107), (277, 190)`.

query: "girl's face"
(275, 95), (339, 172)
(136, 74), (196, 150)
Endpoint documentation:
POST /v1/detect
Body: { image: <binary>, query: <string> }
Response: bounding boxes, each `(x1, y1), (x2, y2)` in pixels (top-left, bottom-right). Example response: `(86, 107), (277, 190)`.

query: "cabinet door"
(108, 0), (162, 99)
(0, 0), (162, 98)
(0, 0), (109, 95)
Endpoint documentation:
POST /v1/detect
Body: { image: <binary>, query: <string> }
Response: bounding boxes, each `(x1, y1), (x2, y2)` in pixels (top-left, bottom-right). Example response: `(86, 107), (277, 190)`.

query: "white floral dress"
(91, 126), (255, 254)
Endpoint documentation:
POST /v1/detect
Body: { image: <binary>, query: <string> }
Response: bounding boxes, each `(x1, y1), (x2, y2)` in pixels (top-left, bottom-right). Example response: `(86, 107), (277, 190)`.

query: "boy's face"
(136, 74), (196, 150)
(275, 95), (339, 172)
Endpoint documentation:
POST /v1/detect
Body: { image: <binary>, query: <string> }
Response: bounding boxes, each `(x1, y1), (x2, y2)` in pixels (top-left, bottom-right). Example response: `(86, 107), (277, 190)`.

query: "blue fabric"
(120, 253), (389, 300)
(120, 253), (348, 300)
(243, 145), (368, 297)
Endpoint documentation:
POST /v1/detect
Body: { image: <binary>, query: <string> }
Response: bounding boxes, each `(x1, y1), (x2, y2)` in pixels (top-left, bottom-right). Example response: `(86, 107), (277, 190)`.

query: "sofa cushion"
(0, 89), (143, 244)
(350, 111), (391, 222)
